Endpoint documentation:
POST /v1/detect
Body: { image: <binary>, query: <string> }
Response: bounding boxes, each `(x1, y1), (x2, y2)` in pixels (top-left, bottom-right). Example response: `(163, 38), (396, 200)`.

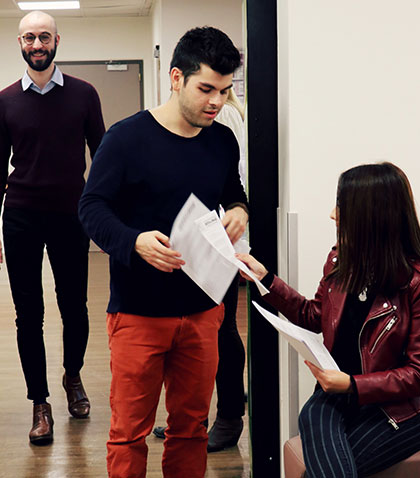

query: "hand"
(235, 253), (268, 281)
(305, 361), (352, 394)
(135, 231), (185, 272)
(222, 206), (248, 244)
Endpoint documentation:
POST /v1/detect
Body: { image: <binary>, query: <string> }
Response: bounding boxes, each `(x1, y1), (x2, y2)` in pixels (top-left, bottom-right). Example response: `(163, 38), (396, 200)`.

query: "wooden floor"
(0, 252), (249, 478)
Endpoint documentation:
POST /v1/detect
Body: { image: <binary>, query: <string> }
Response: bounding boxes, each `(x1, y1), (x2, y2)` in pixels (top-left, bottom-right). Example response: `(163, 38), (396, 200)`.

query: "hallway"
(0, 252), (249, 477)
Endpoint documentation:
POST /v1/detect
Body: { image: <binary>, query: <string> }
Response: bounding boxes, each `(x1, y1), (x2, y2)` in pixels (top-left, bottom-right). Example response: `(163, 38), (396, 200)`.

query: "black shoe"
(207, 416), (243, 453)
(153, 426), (166, 439)
(153, 418), (209, 439)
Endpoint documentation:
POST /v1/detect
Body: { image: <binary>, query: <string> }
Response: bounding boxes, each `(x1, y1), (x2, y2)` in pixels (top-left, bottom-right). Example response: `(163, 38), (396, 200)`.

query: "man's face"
(176, 64), (233, 129)
(18, 15), (60, 72)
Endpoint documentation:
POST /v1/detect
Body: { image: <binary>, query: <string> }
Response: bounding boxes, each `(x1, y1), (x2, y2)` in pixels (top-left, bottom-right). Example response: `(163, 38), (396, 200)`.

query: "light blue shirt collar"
(21, 65), (64, 95)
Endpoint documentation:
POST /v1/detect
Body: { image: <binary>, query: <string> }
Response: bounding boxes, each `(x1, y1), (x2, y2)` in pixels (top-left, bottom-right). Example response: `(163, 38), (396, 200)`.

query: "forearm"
(354, 367), (420, 405)
(263, 275), (324, 334)
(0, 135), (11, 213)
(79, 192), (140, 267)
(220, 151), (249, 213)
(86, 89), (106, 158)
(79, 130), (140, 266)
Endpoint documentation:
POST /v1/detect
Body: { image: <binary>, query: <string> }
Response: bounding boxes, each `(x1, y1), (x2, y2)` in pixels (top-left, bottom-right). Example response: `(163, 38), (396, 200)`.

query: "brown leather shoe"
(62, 373), (90, 419)
(29, 403), (54, 445)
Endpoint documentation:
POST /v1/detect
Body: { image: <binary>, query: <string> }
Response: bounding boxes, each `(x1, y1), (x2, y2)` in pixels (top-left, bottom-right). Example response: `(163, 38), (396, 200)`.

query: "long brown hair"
(334, 162), (420, 296)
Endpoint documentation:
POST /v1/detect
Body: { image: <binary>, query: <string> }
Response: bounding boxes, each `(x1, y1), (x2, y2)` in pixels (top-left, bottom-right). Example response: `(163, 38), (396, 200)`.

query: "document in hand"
(253, 301), (340, 371)
(170, 193), (268, 304)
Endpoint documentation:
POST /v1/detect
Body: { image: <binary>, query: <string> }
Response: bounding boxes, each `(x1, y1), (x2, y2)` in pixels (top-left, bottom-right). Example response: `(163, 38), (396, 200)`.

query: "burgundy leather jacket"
(263, 248), (420, 426)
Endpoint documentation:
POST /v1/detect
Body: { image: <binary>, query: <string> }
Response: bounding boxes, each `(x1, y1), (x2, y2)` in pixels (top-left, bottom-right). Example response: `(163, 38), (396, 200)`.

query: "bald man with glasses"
(0, 11), (105, 445)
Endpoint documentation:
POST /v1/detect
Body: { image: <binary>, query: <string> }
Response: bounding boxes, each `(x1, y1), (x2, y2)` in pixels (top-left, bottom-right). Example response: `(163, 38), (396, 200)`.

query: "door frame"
(56, 59), (144, 110)
(246, 0), (281, 476)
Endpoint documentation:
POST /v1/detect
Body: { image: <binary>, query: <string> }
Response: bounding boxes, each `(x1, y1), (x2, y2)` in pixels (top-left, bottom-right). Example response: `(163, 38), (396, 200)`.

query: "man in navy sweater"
(79, 27), (248, 478)
(0, 11), (105, 445)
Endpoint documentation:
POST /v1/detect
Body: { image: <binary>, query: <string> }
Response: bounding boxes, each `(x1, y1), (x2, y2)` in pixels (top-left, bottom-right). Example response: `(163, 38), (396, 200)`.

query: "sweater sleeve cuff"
(225, 202), (249, 216)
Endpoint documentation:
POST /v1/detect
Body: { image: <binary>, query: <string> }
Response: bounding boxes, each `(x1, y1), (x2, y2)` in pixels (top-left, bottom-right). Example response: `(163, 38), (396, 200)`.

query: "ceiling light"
(18, 1), (80, 10)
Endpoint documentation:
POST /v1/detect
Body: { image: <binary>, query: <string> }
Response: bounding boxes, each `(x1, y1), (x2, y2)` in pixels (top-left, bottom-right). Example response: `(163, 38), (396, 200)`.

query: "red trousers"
(106, 304), (224, 478)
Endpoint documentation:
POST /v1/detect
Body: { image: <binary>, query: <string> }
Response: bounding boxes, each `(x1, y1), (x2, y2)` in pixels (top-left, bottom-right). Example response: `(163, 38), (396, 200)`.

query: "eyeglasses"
(21, 33), (53, 46)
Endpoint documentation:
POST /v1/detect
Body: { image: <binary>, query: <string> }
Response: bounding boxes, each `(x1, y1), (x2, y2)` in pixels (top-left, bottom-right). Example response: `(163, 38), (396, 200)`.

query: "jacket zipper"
(357, 305), (397, 362)
(369, 316), (398, 353)
(358, 304), (400, 429)
(381, 408), (400, 430)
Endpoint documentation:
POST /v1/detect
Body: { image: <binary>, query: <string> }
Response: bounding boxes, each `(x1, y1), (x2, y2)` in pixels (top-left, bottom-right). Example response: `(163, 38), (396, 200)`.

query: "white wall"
(156, 0), (244, 103)
(280, 0), (420, 409)
(0, 1), (243, 110)
(0, 16), (154, 108)
(151, 0), (162, 107)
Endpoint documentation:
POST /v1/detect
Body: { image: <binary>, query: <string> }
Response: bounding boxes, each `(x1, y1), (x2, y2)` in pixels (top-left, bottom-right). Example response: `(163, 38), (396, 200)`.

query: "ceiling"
(0, 0), (154, 17)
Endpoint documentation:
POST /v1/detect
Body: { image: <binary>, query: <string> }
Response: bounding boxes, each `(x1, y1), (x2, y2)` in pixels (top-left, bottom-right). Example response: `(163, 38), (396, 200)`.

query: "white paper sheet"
(253, 301), (340, 371)
(170, 194), (268, 304)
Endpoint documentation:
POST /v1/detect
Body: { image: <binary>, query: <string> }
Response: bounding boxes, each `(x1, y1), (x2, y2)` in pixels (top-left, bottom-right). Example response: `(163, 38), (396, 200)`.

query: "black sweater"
(0, 75), (105, 213)
(79, 110), (248, 317)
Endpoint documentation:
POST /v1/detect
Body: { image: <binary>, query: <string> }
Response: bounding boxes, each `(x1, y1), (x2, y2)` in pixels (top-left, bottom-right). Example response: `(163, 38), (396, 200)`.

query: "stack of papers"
(253, 301), (340, 371)
(170, 193), (268, 304)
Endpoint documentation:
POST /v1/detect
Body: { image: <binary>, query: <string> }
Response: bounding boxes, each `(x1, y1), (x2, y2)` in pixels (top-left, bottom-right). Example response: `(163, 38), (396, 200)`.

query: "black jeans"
(216, 274), (246, 419)
(299, 388), (420, 477)
(3, 208), (90, 401)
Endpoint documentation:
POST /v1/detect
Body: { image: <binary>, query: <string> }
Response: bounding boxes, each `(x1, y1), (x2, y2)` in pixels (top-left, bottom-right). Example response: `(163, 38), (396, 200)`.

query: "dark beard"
(21, 40), (57, 72)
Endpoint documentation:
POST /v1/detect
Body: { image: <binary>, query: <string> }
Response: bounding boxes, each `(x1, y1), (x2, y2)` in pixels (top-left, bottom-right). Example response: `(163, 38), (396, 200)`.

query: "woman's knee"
(298, 399), (313, 432)
(299, 390), (344, 433)
(299, 390), (325, 430)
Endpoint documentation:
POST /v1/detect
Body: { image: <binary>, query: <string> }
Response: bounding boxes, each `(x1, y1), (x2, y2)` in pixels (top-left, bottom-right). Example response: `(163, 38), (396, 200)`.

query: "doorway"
(56, 60), (144, 130)
(56, 60), (144, 251)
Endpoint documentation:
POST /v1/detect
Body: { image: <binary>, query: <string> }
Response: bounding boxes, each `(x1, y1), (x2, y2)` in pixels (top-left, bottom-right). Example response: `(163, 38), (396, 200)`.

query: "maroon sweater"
(0, 74), (105, 214)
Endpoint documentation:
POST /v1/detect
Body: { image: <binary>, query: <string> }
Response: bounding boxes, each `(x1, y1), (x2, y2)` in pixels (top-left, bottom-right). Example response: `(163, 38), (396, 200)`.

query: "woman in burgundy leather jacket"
(238, 162), (420, 477)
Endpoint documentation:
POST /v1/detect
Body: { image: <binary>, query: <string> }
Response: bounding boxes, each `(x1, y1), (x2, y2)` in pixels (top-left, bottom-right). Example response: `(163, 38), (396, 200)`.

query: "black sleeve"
(0, 99), (11, 211)
(85, 85), (106, 158)
(79, 126), (140, 267)
(219, 130), (249, 212)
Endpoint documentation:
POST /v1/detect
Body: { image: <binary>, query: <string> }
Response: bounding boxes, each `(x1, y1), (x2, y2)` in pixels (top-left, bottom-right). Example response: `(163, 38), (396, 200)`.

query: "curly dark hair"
(170, 26), (241, 82)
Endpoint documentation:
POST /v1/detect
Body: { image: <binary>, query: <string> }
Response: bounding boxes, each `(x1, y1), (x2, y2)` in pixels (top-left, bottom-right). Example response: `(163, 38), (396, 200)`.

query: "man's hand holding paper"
(222, 206), (248, 244)
(170, 194), (268, 304)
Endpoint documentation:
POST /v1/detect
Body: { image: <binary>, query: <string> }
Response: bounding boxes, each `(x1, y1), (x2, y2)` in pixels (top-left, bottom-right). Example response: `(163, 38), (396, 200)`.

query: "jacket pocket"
(369, 316), (398, 354)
